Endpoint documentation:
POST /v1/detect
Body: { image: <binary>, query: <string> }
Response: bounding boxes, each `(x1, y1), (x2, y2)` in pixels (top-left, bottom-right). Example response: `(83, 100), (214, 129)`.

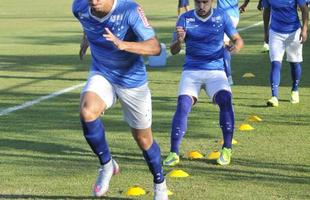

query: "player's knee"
(132, 129), (153, 150)
(80, 105), (98, 122)
(214, 90), (232, 107)
(135, 135), (152, 150)
(176, 95), (193, 114)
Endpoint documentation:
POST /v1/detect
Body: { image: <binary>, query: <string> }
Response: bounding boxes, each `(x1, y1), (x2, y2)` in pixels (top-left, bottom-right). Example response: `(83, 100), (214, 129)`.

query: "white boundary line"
(0, 21), (263, 116)
(0, 83), (84, 116)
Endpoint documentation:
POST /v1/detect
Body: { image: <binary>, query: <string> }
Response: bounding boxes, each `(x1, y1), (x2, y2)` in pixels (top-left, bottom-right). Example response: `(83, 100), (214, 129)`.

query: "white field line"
(0, 83), (84, 116)
(0, 21), (262, 116)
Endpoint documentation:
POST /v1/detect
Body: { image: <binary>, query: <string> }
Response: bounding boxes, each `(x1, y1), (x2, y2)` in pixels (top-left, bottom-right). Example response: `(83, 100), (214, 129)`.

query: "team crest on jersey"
(137, 6), (151, 28)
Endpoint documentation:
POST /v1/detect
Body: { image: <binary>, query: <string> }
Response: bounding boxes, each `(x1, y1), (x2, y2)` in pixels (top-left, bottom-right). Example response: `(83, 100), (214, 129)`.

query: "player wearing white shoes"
(72, 0), (168, 199)
(262, 0), (308, 107)
(163, 0), (244, 166)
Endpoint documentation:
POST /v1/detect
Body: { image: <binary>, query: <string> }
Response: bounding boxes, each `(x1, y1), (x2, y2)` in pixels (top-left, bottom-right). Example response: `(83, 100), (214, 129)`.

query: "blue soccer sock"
(290, 62), (301, 91)
(223, 48), (232, 77)
(270, 61), (282, 97)
(170, 95), (192, 155)
(215, 90), (234, 149)
(142, 141), (165, 184)
(81, 118), (111, 165)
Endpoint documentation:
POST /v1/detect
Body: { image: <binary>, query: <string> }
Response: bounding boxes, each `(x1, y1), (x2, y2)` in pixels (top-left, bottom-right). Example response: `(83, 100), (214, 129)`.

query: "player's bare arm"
(263, 7), (270, 44)
(257, 0), (263, 11)
(228, 33), (244, 53)
(79, 31), (89, 61)
(170, 26), (186, 55)
(239, 0), (250, 13)
(103, 28), (160, 56)
(299, 4), (308, 43)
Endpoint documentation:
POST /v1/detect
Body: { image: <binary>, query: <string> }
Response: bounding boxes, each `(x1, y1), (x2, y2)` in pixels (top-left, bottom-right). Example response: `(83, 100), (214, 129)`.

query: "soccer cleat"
(154, 180), (168, 200)
(216, 147), (232, 166)
(267, 96), (279, 107)
(93, 159), (120, 197)
(163, 152), (180, 166)
(261, 42), (269, 53)
(290, 91), (299, 104)
(227, 76), (234, 86)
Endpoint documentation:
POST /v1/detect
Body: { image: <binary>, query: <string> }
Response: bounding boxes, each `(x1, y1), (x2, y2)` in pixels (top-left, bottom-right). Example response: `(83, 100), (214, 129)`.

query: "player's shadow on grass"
(184, 158), (310, 185)
(0, 139), (90, 156)
(0, 194), (131, 199)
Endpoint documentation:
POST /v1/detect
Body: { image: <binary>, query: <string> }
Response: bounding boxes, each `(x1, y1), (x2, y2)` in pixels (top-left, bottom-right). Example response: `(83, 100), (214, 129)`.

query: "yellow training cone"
(239, 124), (254, 131)
(187, 150), (204, 159)
(126, 186), (146, 196)
(168, 189), (174, 196)
(169, 169), (190, 178)
(248, 115), (262, 122)
(219, 139), (238, 145)
(207, 150), (220, 160)
(242, 73), (255, 78)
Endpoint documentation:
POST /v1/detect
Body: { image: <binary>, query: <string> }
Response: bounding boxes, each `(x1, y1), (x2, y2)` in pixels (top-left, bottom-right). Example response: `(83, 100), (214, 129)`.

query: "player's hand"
(239, 4), (247, 13)
(226, 44), (238, 53)
(257, 1), (263, 11)
(79, 33), (89, 61)
(103, 28), (125, 50)
(300, 28), (308, 44)
(176, 26), (186, 43)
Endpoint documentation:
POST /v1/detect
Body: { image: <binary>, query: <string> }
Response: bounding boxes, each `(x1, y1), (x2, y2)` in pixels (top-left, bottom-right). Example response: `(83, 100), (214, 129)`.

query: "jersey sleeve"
(223, 12), (238, 38)
(172, 15), (186, 41)
(128, 5), (155, 41)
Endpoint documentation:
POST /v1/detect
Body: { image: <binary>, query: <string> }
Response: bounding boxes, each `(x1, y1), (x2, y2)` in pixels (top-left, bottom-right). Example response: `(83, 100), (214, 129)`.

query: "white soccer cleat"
(261, 42), (269, 53)
(267, 96), (279, 107)
(290, 91), (299, 104)
(154, 179), (168, 200)
(93, 159), (120, 197)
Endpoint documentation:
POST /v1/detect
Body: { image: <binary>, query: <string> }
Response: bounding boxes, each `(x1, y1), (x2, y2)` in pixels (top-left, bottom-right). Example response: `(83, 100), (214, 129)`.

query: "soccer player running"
(263, 0), (308, 107)
(72, 0), (168, 199)
(163, 0), (244, 166)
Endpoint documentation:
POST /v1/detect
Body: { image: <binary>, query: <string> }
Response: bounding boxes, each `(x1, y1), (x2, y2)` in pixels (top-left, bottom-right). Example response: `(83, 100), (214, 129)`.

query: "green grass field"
(1, 0), (310, 199)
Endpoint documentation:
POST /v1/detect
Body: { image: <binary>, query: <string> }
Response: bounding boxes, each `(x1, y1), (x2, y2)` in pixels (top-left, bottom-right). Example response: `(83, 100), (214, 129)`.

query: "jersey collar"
(89, 0), (118, 22)
(194, 8), (213, 22)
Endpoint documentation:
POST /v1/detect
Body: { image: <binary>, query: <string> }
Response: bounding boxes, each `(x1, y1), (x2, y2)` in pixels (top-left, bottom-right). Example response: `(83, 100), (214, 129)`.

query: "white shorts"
(82, 72), (152, 129)
(178, 70), (231, 102)
(224, 16), (239, 43)
(269, 28), (303, 63)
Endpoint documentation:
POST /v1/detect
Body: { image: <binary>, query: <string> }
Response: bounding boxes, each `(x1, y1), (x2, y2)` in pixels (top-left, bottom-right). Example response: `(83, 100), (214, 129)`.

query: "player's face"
(194, 0), (213, 18)
(88, 0), (106, 12)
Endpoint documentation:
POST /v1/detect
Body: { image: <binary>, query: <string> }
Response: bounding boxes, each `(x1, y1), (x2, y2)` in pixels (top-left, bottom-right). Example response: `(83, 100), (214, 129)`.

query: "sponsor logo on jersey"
(137, 6), (151, 28)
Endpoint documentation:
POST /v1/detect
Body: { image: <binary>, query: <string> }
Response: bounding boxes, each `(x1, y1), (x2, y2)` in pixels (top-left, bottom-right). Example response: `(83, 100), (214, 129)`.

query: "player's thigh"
(204, 70), (231, 102)
(269, 30), (286, 62)
(178, 70), (202, 100)
(81, 72), (117, 114)
(116, 83), (152, 129)
(286, 29), (303, 63)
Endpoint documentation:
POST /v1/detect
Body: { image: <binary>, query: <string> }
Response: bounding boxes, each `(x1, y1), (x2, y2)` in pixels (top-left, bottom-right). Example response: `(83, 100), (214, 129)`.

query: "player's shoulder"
(72, 0), (88, 13)
(179, 9), (195, 19)
(118, 0), (139, 11)
(212, 8), (226, 16)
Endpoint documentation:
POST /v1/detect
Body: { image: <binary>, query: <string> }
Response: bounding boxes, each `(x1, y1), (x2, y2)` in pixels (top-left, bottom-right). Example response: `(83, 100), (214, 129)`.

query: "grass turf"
(0, 0), (309, 199)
